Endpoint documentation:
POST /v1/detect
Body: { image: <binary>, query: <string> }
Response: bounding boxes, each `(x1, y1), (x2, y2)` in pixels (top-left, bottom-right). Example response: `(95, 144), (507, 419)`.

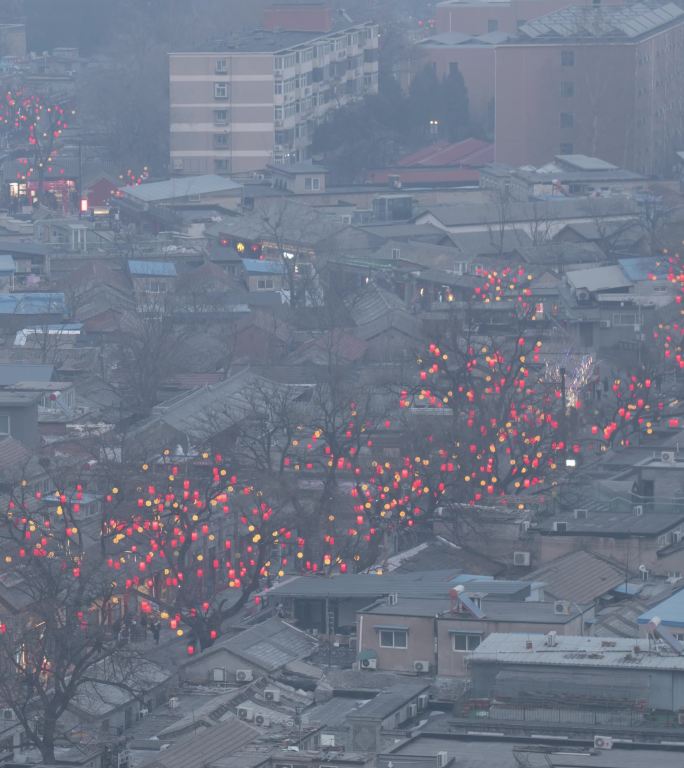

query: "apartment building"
(495, 2), (684, 175)
(169, 9), (379, 175)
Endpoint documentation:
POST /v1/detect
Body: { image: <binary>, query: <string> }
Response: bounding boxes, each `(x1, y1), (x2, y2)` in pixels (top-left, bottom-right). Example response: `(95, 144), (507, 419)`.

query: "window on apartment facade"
(214, 159), (230, 172)
(275, 106), (283, 121)
(560, 112), (574, 128)
(488, 19), (499, 32)
(452, 632), (482, 652)
(304, 177), (320, 191)
(560, 81), (574, 97)
(214, 133), (229, 147)
(612, 312), (637, 326)
(215, 58), (228, 73)
(274, 80), (283, 95)
(561, 50), (575, 66)
(257, 279), (274, 290)
(0, 414), (9, 435)
(559, 142), (574, 154)
(214, 82), (229, 99)
(214, 110), (228, 125)
(379, 629), (408, 648)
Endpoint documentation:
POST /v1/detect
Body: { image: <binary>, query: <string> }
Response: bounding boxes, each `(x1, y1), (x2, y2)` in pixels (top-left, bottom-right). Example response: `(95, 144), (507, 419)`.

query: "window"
(274, 56), (284, 70)
(304, 177), (320, 191)
(560, 81), (574, 97)
(274, 106), (283, 121)
(0, 414), (9, 435)
(612, 312), (637, 326)
(379, 629), (407, 648)
(488, 19), (499, 32)
(214, 82), (229, 99)
(257, 278), (274, 290)
(214, 158), (229, 172)
(214, 133), (229, 147)
(561, 50), (575, 66)
(392, 247), (401, 260)
(274, 80), (283, 95)
(452, 633), (482, 652)
(214, 110), (228, 125)
(215, 58), (228, 73)
(560, 112), (574, 128)
(559, 142), (574, 154)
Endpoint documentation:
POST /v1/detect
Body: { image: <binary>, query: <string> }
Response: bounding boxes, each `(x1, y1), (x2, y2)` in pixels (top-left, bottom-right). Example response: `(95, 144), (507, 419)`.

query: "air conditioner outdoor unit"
(554, 600), (570, 615)
(407, 702), (418, 718)
(413, 660), (430, 673)
(238, 706), (254, 721)
(574, 508), (588, 520)
(599, 319), (611, 328)
(264, 688), (281, 703)
(168, 697), (179, 709)
(594, 736), (613, 750)
(360, 657), (377, 670)
(212, 667), (226, 683)
(320, 734), (336, 747)
(513, 551), (531, 567)
(633, 505), (644, 516)
(553, 521), (568, 533)
(254, 714), (270, 726)
(236, 668), (254, 682)
(172, 158), (184, 170)
(437, 751), (449, 768)
(661, 451), (675, 463)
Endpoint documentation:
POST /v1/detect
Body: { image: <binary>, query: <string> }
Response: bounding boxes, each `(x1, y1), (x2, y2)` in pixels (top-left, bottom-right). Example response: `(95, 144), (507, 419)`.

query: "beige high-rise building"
(169, 8), (379, 176)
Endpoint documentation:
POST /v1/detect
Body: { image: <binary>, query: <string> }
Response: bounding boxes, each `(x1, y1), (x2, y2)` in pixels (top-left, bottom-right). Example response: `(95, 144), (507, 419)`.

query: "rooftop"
(566, 265), (633, 293)
(240, 258), (286, 275)
(538, 510), (684, 536)
(347, 681), (430, 721)
(519, 2), (684, 41)
(128, 260), (178, 277)
(0, 363), (53, 386)
(121, 175), (242, 203)
(638, 588), (684, 628)
(525, 551), (629, 604)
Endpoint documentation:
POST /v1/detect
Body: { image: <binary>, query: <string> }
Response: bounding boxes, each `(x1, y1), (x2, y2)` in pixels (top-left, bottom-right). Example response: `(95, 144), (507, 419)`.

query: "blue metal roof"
(241, 258), (286, 275)
(638, 587), (684, 627)
(618, 257), (669, 282)
(0, 293), (66, 315)
(128, 260), (177, 277)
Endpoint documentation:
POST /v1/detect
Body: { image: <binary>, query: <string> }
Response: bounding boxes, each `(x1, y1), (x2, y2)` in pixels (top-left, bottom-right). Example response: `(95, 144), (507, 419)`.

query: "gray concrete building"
(169, 19), (379, 175)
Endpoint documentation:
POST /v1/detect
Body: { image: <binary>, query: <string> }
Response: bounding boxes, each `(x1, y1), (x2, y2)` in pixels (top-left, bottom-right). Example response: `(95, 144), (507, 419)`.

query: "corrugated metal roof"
(0, 363), (53, 386)
(638, 587), (684, 627)
(128, 260), (177, 277)
(121, 174), (242, 203)
(0, 293), (65, 315)
(240, 258), (286, 275)
(348, 682), (430, 720)
(566, 265), (633, 292)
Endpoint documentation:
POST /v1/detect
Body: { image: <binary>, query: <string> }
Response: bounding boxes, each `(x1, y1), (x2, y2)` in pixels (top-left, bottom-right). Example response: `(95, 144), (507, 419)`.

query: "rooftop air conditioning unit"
(554, 600), (571, 615)
(212, 668), (226, 683)
(633, 505), (644, 516)
(574, 508), (588, 520)
(594, 736), (613, 750)
(236, 668), (254, 682)
(264, 689), (281, 703)
(513, 551), (531, 567)
(437, 752), (449, 768)
(360, 657), (377, 670)
(237, 706), (254, 721)
(413, 660), (430, 674)
(545, 630), (558, 647)
(661, 451), (675, 463)
(254, 714), (270, 726)
(168, 697), (179, 709)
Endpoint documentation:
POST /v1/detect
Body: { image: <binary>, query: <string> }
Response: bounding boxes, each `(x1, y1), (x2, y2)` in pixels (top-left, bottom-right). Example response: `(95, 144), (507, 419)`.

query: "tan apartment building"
(494, 2), (684, 175)
(169, 7), (379, 175)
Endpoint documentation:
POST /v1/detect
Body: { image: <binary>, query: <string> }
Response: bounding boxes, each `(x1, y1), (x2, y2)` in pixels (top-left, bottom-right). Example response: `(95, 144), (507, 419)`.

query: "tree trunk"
(39, 715), (57, 764)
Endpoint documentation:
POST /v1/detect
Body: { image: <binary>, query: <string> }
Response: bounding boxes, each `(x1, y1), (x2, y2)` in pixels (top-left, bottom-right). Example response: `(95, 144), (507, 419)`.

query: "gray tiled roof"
(525, 551), (628, 603)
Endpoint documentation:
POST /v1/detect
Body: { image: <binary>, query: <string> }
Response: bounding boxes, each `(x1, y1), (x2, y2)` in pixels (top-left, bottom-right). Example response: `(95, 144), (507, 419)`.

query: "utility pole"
(560, 366), (568, 464)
